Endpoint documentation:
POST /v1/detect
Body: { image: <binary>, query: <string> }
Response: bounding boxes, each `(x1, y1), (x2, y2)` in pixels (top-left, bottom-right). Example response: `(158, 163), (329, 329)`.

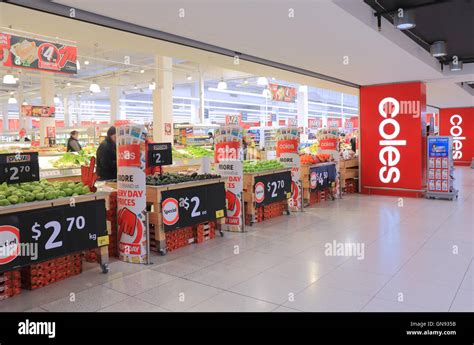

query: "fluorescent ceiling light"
(217, 79), (227, 90)
(140, 69), (145, 74)
(84, 60), (90, 65)
(149, 81), (156, 90)
(257, 77), (268, 86)
(430, 41), (447, 57)
(393, 10), (416, 30)
(22, 101), (28, 105)
(243, 79), (249, 85)
(66, 82), (71, 86)
(186, 75), (192, 81)
(89, 83), (101, 93)
(3, 74), (16, 84)
(8, 95), (17, 104)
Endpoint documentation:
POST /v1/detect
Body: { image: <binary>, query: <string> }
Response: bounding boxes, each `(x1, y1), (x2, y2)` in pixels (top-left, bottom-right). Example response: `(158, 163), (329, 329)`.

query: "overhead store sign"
(344, 118), (359, 129)
(20, 105), (55, 118)
(308, 118), (322, 129)
(439, 108), (473, 165)
(0, 32), (77, 74)
(327, 118), (342, 128)
(269, 84), (297, 103)
(360, 82), (426, 196)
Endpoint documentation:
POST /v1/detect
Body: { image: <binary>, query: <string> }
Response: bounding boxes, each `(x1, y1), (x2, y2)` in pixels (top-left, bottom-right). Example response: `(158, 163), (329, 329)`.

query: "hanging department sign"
(0, 32), (77, 74)
(276, 127), (301, 210)
(20, 105), (55, 118)
(117, 124), (148, 264)
(216, 161), (243, 231)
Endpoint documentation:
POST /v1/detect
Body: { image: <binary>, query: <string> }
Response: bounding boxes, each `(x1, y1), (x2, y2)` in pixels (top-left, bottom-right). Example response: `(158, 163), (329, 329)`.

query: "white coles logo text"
(450, 114), (464, 160)
(378, 97), (406, 184)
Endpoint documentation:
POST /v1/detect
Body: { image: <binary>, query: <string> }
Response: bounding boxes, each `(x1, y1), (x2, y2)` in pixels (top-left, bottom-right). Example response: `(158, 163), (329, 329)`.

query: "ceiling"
(365, 0), (474, 65)
(3, 0), (474, 108)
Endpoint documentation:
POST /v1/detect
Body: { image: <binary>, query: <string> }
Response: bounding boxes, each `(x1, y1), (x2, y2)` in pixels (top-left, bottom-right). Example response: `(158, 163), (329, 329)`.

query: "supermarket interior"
(0, 0), (472, 317)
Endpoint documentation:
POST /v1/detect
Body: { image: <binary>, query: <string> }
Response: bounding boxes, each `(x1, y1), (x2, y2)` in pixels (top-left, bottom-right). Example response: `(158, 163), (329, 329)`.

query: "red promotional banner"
(268, 84), (297, 103)
(118, 144), (141, 167)
(439, 107), (474, 166)
(20, 105), (55, 118)
(0, 32), (77, 74)
(225, 114), (242, 125)
(46, 126), (56, 138)
(214, 141), (241, 163)
(276, 139), (298, 157)
(308, 118), (322, 129)
(360, 82), (426, 197)
(344, 118), (359, 129)
(327, 118), (342, 128)
(319, 138), (338, 151)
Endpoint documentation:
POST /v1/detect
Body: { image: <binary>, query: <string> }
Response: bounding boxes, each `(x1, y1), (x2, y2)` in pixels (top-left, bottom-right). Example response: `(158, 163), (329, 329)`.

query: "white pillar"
(39, 74), (55, 146)
(63, 96), (73, 127)
(190, 81), (200, 124)
(110, 81), (121, 122)
(199, 67), (206, 124)
(297, 86), (309, 128)
(152, 55), (173, 143)
(2, 104), (8, 131)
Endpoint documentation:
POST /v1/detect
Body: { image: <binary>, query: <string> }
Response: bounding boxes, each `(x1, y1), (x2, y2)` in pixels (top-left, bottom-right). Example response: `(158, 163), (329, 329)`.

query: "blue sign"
(428, 137), (449, 158)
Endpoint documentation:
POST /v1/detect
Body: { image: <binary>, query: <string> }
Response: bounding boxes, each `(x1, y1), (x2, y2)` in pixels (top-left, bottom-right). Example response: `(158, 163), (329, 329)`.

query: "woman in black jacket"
(67, 130), (82, 152)
(96, 126), (117, 180)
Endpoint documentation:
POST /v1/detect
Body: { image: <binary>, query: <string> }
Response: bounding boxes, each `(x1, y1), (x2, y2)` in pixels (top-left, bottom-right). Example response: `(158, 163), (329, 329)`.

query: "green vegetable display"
(172, 146), (214, 159)
(0, 180), (91, 207)
(52, 147), (95, 169)
(243, 160), (285, 173)
(146, 172), (220, 186)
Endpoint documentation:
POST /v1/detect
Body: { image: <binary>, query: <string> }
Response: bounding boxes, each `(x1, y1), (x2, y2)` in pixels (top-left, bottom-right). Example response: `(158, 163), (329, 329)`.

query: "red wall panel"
(360, 82), (426, 197)
(439, 107), (474, 166)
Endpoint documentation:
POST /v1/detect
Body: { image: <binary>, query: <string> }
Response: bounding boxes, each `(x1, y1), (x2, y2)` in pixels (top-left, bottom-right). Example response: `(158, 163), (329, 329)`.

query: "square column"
(152, 55), (173, 143)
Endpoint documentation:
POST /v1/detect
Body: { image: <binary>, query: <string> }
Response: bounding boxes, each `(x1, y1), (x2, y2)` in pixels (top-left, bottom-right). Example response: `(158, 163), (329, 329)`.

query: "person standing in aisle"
(67, 130), (82, 152)
(96, 126), (117, 181)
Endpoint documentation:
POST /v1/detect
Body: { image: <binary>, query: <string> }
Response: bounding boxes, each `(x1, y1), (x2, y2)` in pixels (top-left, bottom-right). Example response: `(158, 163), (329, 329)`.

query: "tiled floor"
(3, 167), (472, 312)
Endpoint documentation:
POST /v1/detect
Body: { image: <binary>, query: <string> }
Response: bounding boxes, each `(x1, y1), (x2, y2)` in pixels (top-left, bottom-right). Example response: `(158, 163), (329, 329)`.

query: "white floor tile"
(103, 269), (176, 296)
(98, 297), (169, 312)
(188, 291), (277, 312)
(185, 262), (260, 289)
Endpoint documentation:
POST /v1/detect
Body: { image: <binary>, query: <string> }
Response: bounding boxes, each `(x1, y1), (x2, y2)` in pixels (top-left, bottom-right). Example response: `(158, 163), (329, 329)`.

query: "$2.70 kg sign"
(0, 152), (40, 184)
(254, 171), (292, 206)
(0, 199), (107, 273)
(161, 182), (226, 231)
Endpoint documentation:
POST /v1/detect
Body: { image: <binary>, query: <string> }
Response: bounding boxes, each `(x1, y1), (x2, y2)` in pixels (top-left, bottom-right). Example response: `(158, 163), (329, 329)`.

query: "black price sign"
(309, 164), (337, 191)
(0, 152), (39, 184)
(254, 171), (292, 206)
(148, 143), (172, 167)
(161, 182), (226, 231)
(0, 199), (107, 273)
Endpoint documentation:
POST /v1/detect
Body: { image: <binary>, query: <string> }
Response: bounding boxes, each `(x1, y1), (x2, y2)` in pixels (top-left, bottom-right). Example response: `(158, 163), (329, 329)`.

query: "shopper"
(67, 130), (82, 152)
(208, 131), (214, 148)
(96, 126), (117, 181)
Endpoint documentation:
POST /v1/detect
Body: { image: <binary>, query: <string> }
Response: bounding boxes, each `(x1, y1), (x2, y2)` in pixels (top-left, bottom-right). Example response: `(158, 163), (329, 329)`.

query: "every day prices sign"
(117, 124), (148, 264)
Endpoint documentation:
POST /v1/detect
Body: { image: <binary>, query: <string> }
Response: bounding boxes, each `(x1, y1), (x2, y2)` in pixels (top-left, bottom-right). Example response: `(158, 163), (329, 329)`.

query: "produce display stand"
(301, 162), (338, 206)
(145, 177), (226, 255)
(0, 192), (110, 298)
(339, 158), (359, 193)
(243, 168), (292, 226)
